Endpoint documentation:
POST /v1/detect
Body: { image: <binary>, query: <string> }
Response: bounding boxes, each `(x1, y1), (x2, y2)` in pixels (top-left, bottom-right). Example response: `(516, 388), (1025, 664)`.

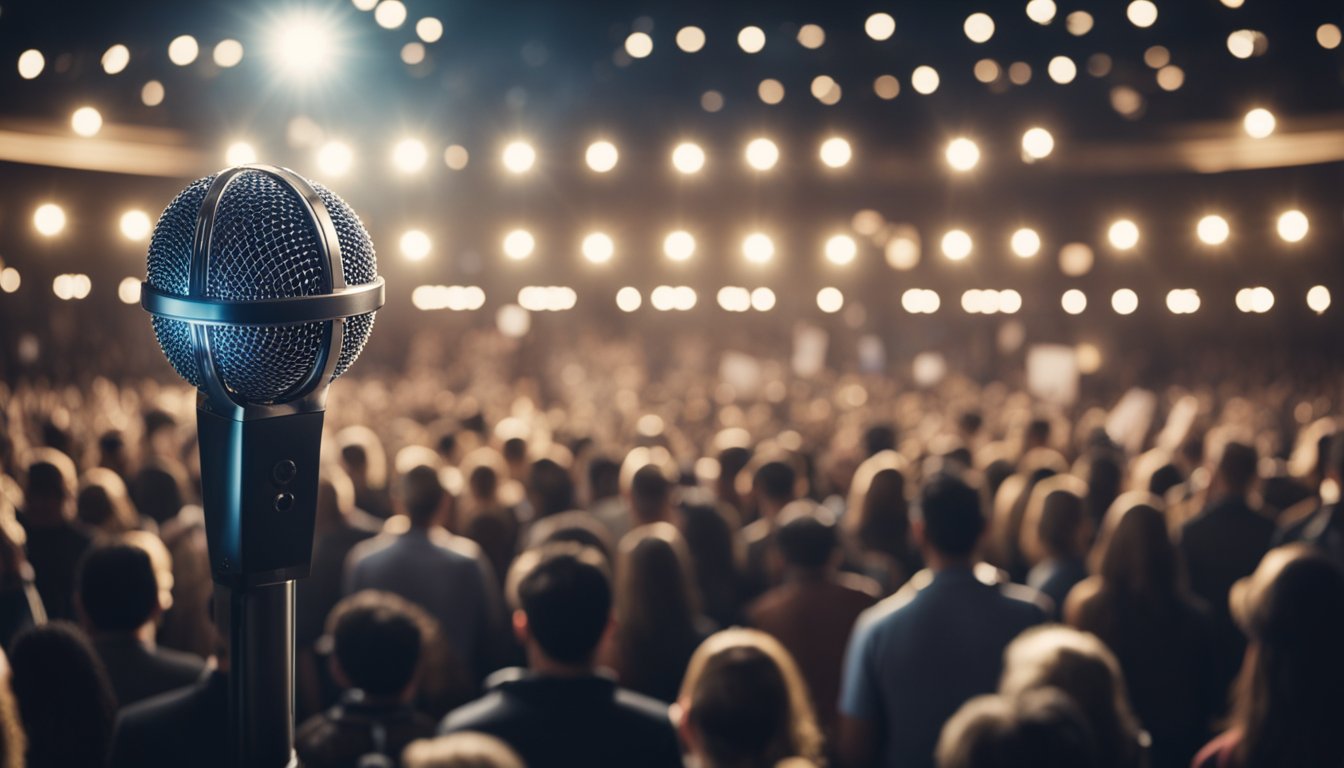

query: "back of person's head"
(1035, 488), (1087, 559)
(0, 644), (24, 768)
(327, 591), (424, 698)
(1215, 441), (1258, 494)
(1091, 493), (1177, 600)
(1328, 429), (1344, 480)
(9, 621), (117, 768)
(1147, 463), (1184, 497)
(679, 628), (822, 768)
(129, 461), (186, 524)
(337, 425), (388, 490)
(863, 424), (897, 457)
(917, 473), (985, 558)
(400, 464), (446, 526)
(402, 732), (526, 768)
(468, 464), (498, 503)
(588, 456), (620, 501)
(501, 437), (528, 466)
(1000, 626), (1141, 767)
(508, 543), (611, 666)
(776, 503), (839, 571)
(76, 467), (137, 532)
(937, 689), (1098, 768)
(526, 510), (615, 562)
(77, 543), (160, 633)
(717, 447), (752, 493)
(315, 465), (357, 529)
(615, 523), (699, 637)
(1083, 452), (1122, 515)
(753, 461), (796, 507)
(958, 410), (985, 439)
(24, 447), (75, 505)
(1229, 545), (1344, 767)
(847, 453), (912, 559)
(630, 463), (672, 523)
(527, 458), (575, 518)
(1024, 418), (1052, 449)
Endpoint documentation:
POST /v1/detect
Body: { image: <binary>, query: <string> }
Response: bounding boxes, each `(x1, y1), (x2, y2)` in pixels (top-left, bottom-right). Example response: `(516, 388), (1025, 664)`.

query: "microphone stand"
(222, 582), (298, 768)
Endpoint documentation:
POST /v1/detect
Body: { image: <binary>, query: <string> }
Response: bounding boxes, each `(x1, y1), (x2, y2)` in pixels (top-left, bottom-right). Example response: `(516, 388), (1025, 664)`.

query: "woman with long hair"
(676, 628), (824, 768)
(1194, 545), (1344, 768)
(1065, 492), (1217, 768)
(9, 621), (117, 768)
(844, 451), (920, 592)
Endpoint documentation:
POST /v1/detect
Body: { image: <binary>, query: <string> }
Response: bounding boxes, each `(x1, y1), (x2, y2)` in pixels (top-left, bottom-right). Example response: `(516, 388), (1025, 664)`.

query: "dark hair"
(78, 544), (160, 632)
(1328, 430), (1344, 480)
(1037, 489), (1085, 558)
(856, 467), (911, 561)
(918, 474), (985, 557)
(129, 462), (186, 524)
(527, 459), (575, 518)
(1217, 441), (1258, 492)
(25, 457), (70, 501)
(937, 689), (1098, 768)
(1025, 418), (1052, 447)
(630, 464), (671, 523)
(588, 456), (620, 500)
(677, 501), (743, 629)
(400, 465), (445, 526)
(513, 544), (611, 665)
(777, 505), (838, 570)
(468, 464), (498, 501)
(1083, 453), (1122, 525)
(753, 461), (796, 505)
(958, 411), (984, 437)
(1147, 463), (1184, 497)
(501, 437), (528, 464)
(1092, 497), (1178, 604)
(528, 511), (615, 563)
(329, 591), (424, 697)
(863, 424), (897, 457)
(688, 645), (794, 768)
(9, 622), (117, 768)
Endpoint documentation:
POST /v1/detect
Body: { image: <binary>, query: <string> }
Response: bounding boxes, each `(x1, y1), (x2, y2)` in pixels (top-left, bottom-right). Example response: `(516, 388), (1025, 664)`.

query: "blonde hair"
(403, 732), (525, 768)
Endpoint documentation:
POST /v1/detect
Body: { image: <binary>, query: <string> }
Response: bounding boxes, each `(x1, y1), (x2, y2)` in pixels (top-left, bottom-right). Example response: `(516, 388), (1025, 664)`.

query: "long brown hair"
(1089, 492), (1180, 606)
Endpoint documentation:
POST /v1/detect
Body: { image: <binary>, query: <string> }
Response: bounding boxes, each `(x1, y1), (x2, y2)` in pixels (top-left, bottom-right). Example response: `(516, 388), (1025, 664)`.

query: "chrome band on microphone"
(140, 278), (385, 325)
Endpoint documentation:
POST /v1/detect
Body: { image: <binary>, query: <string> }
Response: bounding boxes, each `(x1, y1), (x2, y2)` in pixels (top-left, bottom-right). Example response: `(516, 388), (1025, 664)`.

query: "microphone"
(140, 164), (385, 768)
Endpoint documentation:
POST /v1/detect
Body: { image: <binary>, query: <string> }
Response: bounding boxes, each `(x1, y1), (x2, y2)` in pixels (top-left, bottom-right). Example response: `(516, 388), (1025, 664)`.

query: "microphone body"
(141, 165), (384, 768)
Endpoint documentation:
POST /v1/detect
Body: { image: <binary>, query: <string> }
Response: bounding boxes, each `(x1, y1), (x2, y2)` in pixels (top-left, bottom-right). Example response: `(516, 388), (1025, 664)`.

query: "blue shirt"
(839, 566), (1047, 768)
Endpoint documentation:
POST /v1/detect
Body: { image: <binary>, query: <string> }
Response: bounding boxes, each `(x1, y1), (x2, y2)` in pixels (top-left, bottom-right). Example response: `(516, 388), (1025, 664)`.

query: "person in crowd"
(1276, 430), (1344, 566)
(1019, 477), (1092, 617)
(1177, 440), (1275, 700)
(338, 426), (394, 520)
(845, 452), (921, 592)
(714, 445), (753, 516)
(20, 448), (94, 621)
(742, 460), (799, 595)
(128, 461), (188, 526)
(676, 627), (824, 768)
(1194, 545), (1344, 768)
(629, 463), (675, 528)
(525, 458), (575, 520)
(998, 625), (1146, 768)
(601, 522), (710, 702)
(95, 429), (134, 486)
(403, 732), (526, 768)
(297, 591), (438, 767)
(1081, 451), (1123, 530)
(346, 464), (503, 683)
(677, 498), (746, 628)
(935, 688), (1099, 768)
(0, 646), (25, 768)
(748, 503), (877, 739)
(988, 448), (1066, 583)
(0, 495), (44, 649)
(440, 543), (682, 768)
(837, 473), (1048, 768)
(1065, 492), (1217, 768)
(459, 454), (521, 589)
(299, 470), (382, 670)
(523, 510), (616, 562)
(10, 621), (118, 768)
(587, 456), (625, 537)
(76, 467), (141, 535)
(76, 543), (204, 707)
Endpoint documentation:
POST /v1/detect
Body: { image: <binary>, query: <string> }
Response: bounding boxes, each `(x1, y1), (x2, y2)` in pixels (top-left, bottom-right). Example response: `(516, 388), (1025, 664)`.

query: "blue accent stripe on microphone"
(140, 278), (385, 326)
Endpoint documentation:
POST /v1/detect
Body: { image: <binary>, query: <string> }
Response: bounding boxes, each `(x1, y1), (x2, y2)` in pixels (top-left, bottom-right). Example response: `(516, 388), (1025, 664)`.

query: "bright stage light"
(946, 137), (980, 172)
(582, 232), (614, 264)
(911, 66), (940, 94)
(672, 142), (706, 174)
(964, 13), (995, 43)
(269, 10), (340, 82)
(1026, 0), (1057, 24)
(141, 81), (165, 107)
(102, 44), (130, 75)
(1076, 343), (1102, 374)
(743, 233), (775, 264)
(819, 137), (852, 168)
(1108, 219), (1140, 250)
(374, 0), (407, 28)
(874, 74), (900, 99)
(1248, 286), (1275, 313)
(677, 26), (706, 53)
(901, 289), (940, 314)
(866, 13), (896, 41)
(1000, 290), (1023, 314)
(616, 287), (642, 312)
(1111, 288), (1139, 315)
(1196, 215), (1230, 245)
(1166, 289), (1201, 314)
(941, 230), (973, 261)
(811, 75), (841, 105)
(885, 227), (920, 270)
(1061, 289), (1087, 315)
(1127, 0), (1158, 28)
(797, 24), (825, 49)
(400, 229), (431, 262)
(0, 268), (19, 294)
(417, 17), (444, 43)
(1307, 285), (1331, 314)
(825, 234), (857, 266)
(1235, 288), (1253, 313)
(1047, 56), (1076, 84)
(758, 79), (785, 105)
(226, 141), (258, 165)
(974, 59), (1000, 83)
(33, 203), (66, 237)
(717, 287), (751, 312)
(751, 287), (776, 312)
(71, 107), (102, 137)
(444, 145), (469, 170)
(52, 274), (91, 300)
(1059, 243), (1094, 276)
(817, 287), (844, 313)
(738, 26), (766, 53)
(1243, 108), (1275, 139)
(1011, 228), (1041, 258)
(213, 39), (244, 68)
(17, 49), (44, 79)
(664, 231), (696, 262)
(503, 229), (535, 261)
(316, 141), (354, 176)
(1320, 24), (1343, 50)
(392, 138), (428, 173)
(119, 210), (151, 241)
(586, 140), (619, 172)
(1067, 11), (1094, 35)
(1022, 127), (1054, 159)
(1227, 30), (1260, 59)
(118, 277), (142, 304)
(502, 140), (537, 174)
(625, 32), (653, 59)
(168, 35), (199, 66)
(1277, 210), (1309, 242)
(745, 138), (779, 171)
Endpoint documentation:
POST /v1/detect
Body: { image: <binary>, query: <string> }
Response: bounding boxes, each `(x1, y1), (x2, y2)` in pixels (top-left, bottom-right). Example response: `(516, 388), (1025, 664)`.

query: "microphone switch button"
(274, 492), (295, 513)
(272, 460), (298, 486)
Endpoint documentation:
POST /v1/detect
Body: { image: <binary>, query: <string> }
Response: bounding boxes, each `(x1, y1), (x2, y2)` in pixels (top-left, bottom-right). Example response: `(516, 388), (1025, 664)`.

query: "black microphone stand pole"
(222, 581), (297, 768)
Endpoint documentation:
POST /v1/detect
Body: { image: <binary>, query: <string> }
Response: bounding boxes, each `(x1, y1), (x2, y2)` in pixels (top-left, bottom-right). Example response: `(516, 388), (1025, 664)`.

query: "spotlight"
(1059, 243), (1094, 276)
(400, 229), (431, 262)
(964, 13), (995, 43)
(945, 137), (980, 172)
(582, 232), (614, 264)
(1108, 219), (1140, 250)
(1026, 0), (1057, 24)
(885, 228), (920, 270)
(738, 26), (766, 53)
(865, 13), (896, 41)
(1250, 286), (1275, 313)
(1127, 0), (1158, 28)
(825, 234), (857, 266)
(71, 107), (102, 137)
(226, 141), (258, 165)
(1022, 127), (1054, 160)
(585, 140), (619, 173)
(374, 0), (407, 29)
(502, 140), (537, 174)
(911, 66), (940, 94)
(268, 10), (340, 82)
(1166, 288), (1201, 314)
(1011, 228), (1041, 258)
(1047, 56), (1076, 84)
(417, 18), (444, 43)
(677, 26), (706, 53)
(119, 210), (151, 241)
(392, 138), (428, 173)
(17, 49), (44, 79)
(1243, 108), (1275, 139)
(168, 35), (199, 66)
(503, 229), (536, 261)
(1306, 285), (1331, 314)
(1196, 214), (1230, 245)
(663, 231), (696, 262)
(213, 39), (244, 68)
(810, 75), (842, 105)
(102, 44), (130, 75)
(316, 141), (354, 176)
(745, 138), (779, 171)
(1061, 289), (1087, 314)
(672, 142), (706, 174)
(1277, 210), (1309, 242)
(1111, 288), (1139, 315)
(797, 24), (825, 49)
(616, 287), (642, 312)
(941, 229), (973, 261)
(117, 277), (142, 304)
(0, 268), (19, 293)
(819, 137), (852, 168)
(717, 286), (751, 312)
(624, 32), (653, 59)
(743, 233), (775, 264)
(33, 203), (66, 237)
(750, 287), (776, 312)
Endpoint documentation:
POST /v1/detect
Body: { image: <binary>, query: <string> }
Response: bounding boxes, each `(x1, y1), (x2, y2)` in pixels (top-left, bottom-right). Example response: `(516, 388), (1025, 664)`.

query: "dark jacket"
(297, 690), (436, 768)
(92, 634), (207, 708)
(109, 668), (227, 768)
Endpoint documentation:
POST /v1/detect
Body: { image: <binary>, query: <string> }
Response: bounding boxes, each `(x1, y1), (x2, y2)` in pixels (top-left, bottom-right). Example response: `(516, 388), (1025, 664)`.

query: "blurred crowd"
(0, 327), (1342, 768)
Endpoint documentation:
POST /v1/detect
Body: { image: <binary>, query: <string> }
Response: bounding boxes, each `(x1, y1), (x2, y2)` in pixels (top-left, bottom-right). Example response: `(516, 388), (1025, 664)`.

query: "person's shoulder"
(152, 645), (207, 678)
(612, 686), (675, 728)
(835, 571), (883, 601)
(346, 532), (397, 564)
(852, 577), (923, 634)
(996, 581), (1052, 621)
(1192, 729), (1241, 768)
(742, 518), (772, 544)
(437, 530), (485, 562)
(439, 689), (511, 734)
(1062, 575), (1103, 625)
(117, 676), (203, 730)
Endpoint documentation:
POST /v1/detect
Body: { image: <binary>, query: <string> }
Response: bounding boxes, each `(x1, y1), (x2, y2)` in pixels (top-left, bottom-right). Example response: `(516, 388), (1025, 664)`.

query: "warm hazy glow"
(1307, 285), (1331, 314)
(1048, 56), (1077, 84)
(17, 49), (44, 79)
(758, 79), (785, 104)
(1108, 219), (1141, 250)
(964, 13), (995, 43)
(624, 32), (653, 59)
(745, 138), (780, 171)
(1067, 11), (1094, 35)
(213, 39), (244, 68)
(269, 10), (338, 81)
(1227, 29), (1259, 59)
(974, 59), (1001, 83)
(825, 235), (858, 266)
(317, 141), (354, 176)
(33, 204), (66, 237)
(1022, 128), (1055, 161)
(1076, 343), (1102, 374)
(866, 13), (896, 41)
(119, 210), (151, 241)
(102, 45), (130, 75)
(374, 0), (407, 28)
(417, 17), (444, 43)
(941, 230), (973, 261)
(226, 141), (258, 165)
(1061, 289), (1087, 315)
(743, 233), (775, 264)
(399, 230), (431, 262)
(797, 24), (825, 49)
(1011, 228), (1041, 258)
(141, 81), (165, 107)
(1111, 288), (1139, 315)
(585, 140), (619, 173)
(1156, 65), (1185, 91)
(52, 274), (92, 301)
(1196, 214), (1230, 245)
(1319, 24), (1343, 50)
(71, 107), (103, 137)
(817, 287), (844, 313)
(502, 140), (536, 174)
(676, 26), (706, 53)
(663, 230), (696, 262)
(616, 287), (642, 312)
(819, 137), (852, 168)
(885, 227), (920, 270)
(0, 268), (20, 294)
(1277, 210), (1309, 242)
(1243, 108), (1275, 139)
(1166, 288), (1201, 314)
(168, 35), (199, 66)
(911, 66), (940, 94)
(503, 229), (535, 261)
(874, 74), (900, 99)
(811, 75), (841, 105)
(1059, 243), (1094, 276)
(392, 138), (428, 173)
(901, 289), (941, 314)
(1127, 0), (1158, 28)
(738, 26), (766, 53)
(412, 285), (486, 312)
(750, 287), (776, 312)
(1026, 0), (1057, 24)
(717, 287), (752, 312)
(401, 43), (425, 65)
(118, 277), (142, 305)
(581, 232), (614, 264)
(672, 142), (706, 174)
(945, 137), (980, 172)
